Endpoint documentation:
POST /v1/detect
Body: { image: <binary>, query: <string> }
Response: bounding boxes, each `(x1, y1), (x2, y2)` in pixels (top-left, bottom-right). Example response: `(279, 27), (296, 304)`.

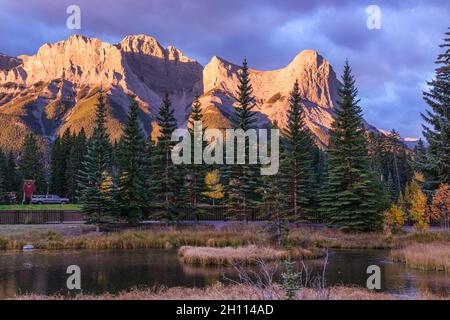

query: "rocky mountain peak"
(289, 49), (323, 67)
(120, 34), (165, 57)
(203, 56), (240, 93)
(120, 34), (197, 64)
(0, 34), (388, 152)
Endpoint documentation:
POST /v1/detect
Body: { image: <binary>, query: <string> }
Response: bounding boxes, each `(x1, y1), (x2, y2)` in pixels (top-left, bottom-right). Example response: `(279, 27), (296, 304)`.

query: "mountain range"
(0, 34), (416, 152)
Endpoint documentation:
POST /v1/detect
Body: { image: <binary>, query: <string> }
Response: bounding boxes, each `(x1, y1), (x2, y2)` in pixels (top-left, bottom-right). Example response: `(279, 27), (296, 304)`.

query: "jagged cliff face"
(0, 35), (203, 149)
(200, 50), (341, 146)
(0, 34), (361, 151)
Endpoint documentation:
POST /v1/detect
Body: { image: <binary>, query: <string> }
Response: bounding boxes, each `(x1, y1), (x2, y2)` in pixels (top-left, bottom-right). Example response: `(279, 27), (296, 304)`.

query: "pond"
(0, 249), (448, 298)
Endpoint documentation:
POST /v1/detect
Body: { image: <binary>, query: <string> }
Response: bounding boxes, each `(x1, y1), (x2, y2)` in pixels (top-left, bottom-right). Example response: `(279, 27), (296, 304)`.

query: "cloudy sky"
(0, 0), (448, 138)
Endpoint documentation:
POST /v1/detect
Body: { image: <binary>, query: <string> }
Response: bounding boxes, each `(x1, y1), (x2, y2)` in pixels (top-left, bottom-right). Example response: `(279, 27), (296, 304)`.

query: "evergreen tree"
(0, 151), (6, 203)
(412, 139), (428, 174)
(49, 129), (73, 196)
(367, 131), (412, 202)
(144, 137), (155, 196)
(309, 146), (327, 220)
(258, 121), (290, 244)
(320, 61), (379, 231)
(83, 170), (117, 230)
(386, 130), (403, 193)
(19, 134), (46, 194)
(78, 94), (116, 227)
(149, 94), (183, 222)
(65, 129), (87, 202)
(281, 255), (301, 300)
(384, 173), (398, 201)
(226, 59), (259, 220)
(0, 150), (17, 203)
(5, 152), (20, 196)
(283, 80), (315, 221)
(420, 27), (450, 193)
(184, 96), (208, 217)
(261, 158), (290, 246)
(367, 133), (383, 182)
(385, 129), (413, 195)
(117, 97), (148, 225)
(49, 136), (63, 195)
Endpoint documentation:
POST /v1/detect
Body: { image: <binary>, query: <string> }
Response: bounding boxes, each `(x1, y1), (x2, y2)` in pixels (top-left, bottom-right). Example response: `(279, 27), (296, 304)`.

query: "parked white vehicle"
(31, 195), (70, 205)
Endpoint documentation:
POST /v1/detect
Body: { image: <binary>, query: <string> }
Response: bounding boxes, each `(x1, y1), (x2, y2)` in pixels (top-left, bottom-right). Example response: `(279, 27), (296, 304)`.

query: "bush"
(383, 204), (405, 235)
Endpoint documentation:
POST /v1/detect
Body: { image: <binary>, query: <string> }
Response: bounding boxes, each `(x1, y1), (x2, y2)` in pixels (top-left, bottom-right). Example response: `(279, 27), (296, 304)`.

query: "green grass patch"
(0, 204), (82, 211)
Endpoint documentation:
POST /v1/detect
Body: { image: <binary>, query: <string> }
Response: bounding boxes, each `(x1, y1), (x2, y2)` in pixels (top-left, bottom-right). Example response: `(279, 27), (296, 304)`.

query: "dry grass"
(9, 283), (447, 300)
(287, 227), (450, 249)
(178, 245), (322, 265)
(391, 243), (450, 272)
(0, 225), (263, 251)
(0, 225), (96, 250)
(1, 223), (448, 251)
(287, 227), (395, 249)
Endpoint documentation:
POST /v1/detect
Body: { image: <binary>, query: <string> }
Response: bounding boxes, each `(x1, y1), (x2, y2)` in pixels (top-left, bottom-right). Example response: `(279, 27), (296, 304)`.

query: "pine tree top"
(233, 59), (257, 130)
(188, 96), (206, 131)
(92, 93), (110, 142)
(156, 93), (178, 143)
(120, 97), (145, 146)
(330, 61), (365, 144)
(284, 80), (311, 143)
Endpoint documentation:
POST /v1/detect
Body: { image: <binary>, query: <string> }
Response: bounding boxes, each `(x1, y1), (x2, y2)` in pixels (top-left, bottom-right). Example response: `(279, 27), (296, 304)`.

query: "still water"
(0, 249), (448, 298)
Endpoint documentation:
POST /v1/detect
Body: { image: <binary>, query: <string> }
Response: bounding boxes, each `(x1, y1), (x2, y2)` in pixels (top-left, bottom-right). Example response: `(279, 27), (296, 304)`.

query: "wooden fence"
(152, 205), (321, 223)
(0, 206), (322, 224)
(0, 210), (84, 224)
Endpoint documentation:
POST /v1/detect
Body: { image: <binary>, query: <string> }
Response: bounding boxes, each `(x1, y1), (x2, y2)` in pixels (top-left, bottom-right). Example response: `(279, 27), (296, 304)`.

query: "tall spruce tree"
(420, 27), (450, 193)
(413, 139), (428, 176)
(78, 94), (116, 228)
(184, 96), (208, 218)
(20, 134), (46, 194)
(0, 151), (6, 203)
(309, 145), (327, 220)
(117, 97), (148, 225)
(5, 152), (20, 196)
(65, 129), (87, 202)
(49, 136), (63, 195)
(283, 80), (315, 221)
(226, 59), (259, 220)
(386, 129), (405, 194)
(261, 122), (290, 245)
(49, 128), (73, 196)
(149, 94), (183, 222)
(320, 61), (379, 231)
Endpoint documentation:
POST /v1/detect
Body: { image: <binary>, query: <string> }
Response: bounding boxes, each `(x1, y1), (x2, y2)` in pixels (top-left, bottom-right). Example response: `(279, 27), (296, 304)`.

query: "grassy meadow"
(0, 204), (82, 211)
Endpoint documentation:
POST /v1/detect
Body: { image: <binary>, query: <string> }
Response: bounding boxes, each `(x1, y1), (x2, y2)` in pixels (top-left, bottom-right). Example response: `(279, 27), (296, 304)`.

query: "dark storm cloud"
(0, 0), (448, 138)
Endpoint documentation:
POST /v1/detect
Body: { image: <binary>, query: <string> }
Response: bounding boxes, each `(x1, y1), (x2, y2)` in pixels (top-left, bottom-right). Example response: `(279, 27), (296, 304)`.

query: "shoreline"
(1, 224), (449, 251)
(7, 283), (448, 300)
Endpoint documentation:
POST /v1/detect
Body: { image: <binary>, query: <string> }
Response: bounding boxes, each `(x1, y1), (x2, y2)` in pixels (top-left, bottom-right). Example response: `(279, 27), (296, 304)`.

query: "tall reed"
(178, 245), (323, 265)
(391, 243), (450, 272)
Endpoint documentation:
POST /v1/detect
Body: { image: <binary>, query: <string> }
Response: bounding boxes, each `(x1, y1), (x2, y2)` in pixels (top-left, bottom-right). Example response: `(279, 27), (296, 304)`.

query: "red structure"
(22, 180), (35, 204)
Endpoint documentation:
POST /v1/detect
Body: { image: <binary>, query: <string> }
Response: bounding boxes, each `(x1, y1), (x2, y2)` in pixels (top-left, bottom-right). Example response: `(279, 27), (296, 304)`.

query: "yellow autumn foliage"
(383, 204), (405, 234)
(202, 170), (224, 204)
(401, 173), (429, 232)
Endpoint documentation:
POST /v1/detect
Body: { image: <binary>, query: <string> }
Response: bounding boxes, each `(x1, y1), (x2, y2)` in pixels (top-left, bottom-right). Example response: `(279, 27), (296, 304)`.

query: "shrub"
(383, 204), (405, 235)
